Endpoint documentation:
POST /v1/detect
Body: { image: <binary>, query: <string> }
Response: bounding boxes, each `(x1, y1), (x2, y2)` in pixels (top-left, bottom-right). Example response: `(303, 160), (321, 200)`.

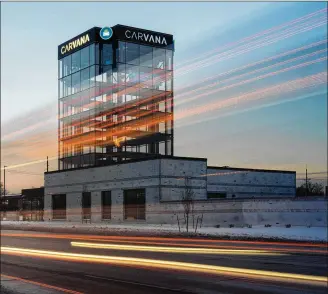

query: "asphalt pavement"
(1, 230), (327, 294)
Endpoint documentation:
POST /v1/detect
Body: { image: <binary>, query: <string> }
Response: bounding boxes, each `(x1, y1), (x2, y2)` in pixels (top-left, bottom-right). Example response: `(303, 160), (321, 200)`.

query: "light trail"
(2, 10), (326, 145)
(1, 246), (327, 286)
(177, 39), (327, 91)
(176, 55), (328, 106)
(0, 274), (83, 294)
(178, 17), (327, 75)
(176, 72), (327, 119)
(176, 8), (327, 68)
(2, 232), (327, 253)
(70, 241), (286, 255)
(176, 48), (327, 101)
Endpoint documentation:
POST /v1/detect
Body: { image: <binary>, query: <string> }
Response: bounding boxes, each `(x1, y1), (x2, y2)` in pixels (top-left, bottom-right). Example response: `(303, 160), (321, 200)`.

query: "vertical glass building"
(58, 25), (174, 170)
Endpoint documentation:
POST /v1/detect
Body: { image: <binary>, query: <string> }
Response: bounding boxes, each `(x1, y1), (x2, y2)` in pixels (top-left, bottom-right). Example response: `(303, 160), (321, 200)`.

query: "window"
(140, 45), (153, 68)
(101, 191), (111, 220)
(126, 42), (139, 65)
(124, 189), (145, 220)
(71, 50), (81, 73)
(140, 67), (153, 89)
(90, 44), (95, 65)
(63, 75), (72, 97)
(81, 46), (90, 69)
(102, 44), (113, 65)
(165, 50), (173, 71)
(117, 41), (126, 63)
(59, 59), (63, 79)
(63, 55), (71, 77)
(208, 192), (227, 199)
(153, 48), (165, 69)
(80, 68), (90, 91)
(52, 194), (66, 219)
(71, 72), (80, 94)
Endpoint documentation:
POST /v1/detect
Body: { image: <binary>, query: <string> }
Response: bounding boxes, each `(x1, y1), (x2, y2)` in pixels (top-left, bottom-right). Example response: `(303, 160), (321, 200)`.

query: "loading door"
(124, 189), (145, 220)
(82, 192), (91, 221)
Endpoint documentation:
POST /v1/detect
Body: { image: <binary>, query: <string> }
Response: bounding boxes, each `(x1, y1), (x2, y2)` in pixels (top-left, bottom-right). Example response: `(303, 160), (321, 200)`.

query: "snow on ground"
(1, 221), (327, 242)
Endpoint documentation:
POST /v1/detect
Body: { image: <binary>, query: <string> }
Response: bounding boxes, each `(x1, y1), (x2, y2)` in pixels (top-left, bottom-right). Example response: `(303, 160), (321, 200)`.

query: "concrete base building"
(44, 156), (296, 224)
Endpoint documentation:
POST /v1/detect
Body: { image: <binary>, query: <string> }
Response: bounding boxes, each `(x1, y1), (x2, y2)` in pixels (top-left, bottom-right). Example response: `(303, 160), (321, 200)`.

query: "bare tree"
(180, 177), (194, 233)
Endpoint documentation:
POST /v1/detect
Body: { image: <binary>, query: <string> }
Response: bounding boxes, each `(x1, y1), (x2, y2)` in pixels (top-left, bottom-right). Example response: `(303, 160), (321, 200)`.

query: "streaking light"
(1, 246), (326, 286)
(70, 241), (286, 256)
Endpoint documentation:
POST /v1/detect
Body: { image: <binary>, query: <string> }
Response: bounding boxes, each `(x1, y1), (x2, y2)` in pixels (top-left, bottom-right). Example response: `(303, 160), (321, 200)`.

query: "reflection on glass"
(166, 50), (173, 71)
(102, 44), (113, 65)
(72, 72), (80, 94)
(126, 42), (139, 65)
(63, 55), (71, 77)
(81, 46), (90, 69)
(140, 45), (153, 68)
(153, 48), (165, 69)
(72, 50), (81, 73)
(81, 68), (90, 91)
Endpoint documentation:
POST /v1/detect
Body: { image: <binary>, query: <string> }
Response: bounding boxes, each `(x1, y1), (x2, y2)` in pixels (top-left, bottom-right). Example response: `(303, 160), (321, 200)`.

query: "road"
(1, 230), (327, 294)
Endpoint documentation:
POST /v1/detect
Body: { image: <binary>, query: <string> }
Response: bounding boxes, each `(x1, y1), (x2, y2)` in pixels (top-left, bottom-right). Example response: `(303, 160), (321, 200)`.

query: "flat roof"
(45, 155), (207, 174)
(207, 166), (296, 174)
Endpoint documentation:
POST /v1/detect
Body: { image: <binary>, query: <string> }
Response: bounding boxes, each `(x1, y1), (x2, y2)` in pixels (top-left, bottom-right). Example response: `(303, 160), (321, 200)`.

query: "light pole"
(4, 165), (7, 197)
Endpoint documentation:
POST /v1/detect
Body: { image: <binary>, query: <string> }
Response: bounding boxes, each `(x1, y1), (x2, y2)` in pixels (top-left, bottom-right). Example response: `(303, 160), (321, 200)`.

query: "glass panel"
(140, 45), (153, 68)
(126, 65), (139, 86)
(153, 70), (165, 91)
(63, 55), (71, 77)
(165, 50), (173, 71)
(59, 59), (63, 79)
(71, 50), (81, 73)
(166, 71), (172, 91)
(117, 41), (126, 63)
(102, 44), (113, 65)
(139, 67), (153, 89)
(59, 79), (64, 98)
(90, 44), (95, 65)
(63, 75), (71, 97)
(81, 68), (90, 91)
(95, 44), (100, 65)
(153, 48), (165, 69)
(89, 65), (96, 88)
(81, 46), (90, 69)
(126, 42), (139, 65)
(71, 72), (80, 94)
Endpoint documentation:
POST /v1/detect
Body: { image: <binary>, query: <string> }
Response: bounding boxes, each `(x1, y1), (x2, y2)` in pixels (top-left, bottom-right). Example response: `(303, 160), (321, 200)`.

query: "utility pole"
(46, 156), (49, 173)
(4, 165), (7, 197)
(305, 165), (308, 197)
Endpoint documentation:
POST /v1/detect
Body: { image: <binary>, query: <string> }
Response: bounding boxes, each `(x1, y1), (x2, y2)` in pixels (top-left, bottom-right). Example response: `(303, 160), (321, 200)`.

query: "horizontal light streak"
(176, 50), (328, 105)
(2, 233), (327, 253)
(70, 241), (285, 256)
(176, 8), (327, 68)
(1, 246), (326, 286)
(178, 17), (327, 75)
(178, 39), (327, 92)
(176, 72), (326, 119)
(0, 274), (83, 294)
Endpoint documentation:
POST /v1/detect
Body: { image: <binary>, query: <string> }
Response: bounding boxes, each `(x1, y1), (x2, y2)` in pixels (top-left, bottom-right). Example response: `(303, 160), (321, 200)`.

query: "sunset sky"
(1, 1), (327, 193)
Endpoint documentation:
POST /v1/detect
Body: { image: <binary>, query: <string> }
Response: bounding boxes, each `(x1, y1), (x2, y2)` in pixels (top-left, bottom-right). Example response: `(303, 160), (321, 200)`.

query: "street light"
(3, 166), (7, 196)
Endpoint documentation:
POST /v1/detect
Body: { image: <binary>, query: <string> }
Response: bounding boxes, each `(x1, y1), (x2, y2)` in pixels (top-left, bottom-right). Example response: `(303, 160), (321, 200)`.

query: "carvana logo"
(100, 27), (113, 40)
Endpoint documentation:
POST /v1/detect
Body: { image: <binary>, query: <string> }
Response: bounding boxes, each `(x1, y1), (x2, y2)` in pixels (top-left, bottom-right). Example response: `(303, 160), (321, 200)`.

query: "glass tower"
(58, 26), (174, 170)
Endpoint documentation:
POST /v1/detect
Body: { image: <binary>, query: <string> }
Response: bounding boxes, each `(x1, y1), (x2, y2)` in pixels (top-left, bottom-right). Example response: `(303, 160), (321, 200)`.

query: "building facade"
(44, 156), (296, 224)
(58, 26), (174, 170)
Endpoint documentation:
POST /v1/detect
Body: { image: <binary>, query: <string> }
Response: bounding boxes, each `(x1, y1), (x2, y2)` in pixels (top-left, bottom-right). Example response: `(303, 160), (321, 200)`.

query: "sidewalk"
(1, 221), (327, 242)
